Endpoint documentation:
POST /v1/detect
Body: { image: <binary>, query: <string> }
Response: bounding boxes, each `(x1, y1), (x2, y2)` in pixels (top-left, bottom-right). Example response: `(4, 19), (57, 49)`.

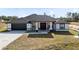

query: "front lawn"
(3, 30), (79, 50)
(0, 23), (7, 32)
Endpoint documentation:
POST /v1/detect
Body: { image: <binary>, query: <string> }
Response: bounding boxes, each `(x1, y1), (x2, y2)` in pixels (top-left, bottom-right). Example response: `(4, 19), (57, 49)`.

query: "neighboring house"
(7, 14), (69, 32)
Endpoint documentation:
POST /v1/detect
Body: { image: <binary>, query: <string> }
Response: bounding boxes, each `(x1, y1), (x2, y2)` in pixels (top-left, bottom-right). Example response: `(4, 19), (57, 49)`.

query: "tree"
(12, 16), (18, 20)
(0, 16), (18, 21)
(66, 12), (79, 22)
(1, 16), (9, 21)
(59, 16), (64, 20)
(72, 13), (79, 22)
(67, 12), (72, 18)
(67, 12), (72, 22)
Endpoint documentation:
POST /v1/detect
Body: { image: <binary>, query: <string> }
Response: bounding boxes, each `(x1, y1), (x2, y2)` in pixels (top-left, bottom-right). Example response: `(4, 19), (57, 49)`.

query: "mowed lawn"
(3, 30), (79, 50)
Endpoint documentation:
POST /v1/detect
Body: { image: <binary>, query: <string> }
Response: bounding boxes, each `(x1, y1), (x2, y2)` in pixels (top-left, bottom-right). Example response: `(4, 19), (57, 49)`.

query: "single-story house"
(7, 14), (69, 32)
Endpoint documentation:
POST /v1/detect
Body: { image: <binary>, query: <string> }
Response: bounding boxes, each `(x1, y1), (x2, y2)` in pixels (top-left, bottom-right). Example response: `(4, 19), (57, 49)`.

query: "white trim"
(38, 22), (40, 29)
(56, 29), (69, 31)
(35, 22), (38, 30)
(49, 22), (52, 30)
(7, 23), (11, 31)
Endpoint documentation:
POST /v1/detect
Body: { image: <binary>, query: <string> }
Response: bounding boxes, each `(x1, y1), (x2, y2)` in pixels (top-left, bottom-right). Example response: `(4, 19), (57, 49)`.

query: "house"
(7, 14), (69, 32)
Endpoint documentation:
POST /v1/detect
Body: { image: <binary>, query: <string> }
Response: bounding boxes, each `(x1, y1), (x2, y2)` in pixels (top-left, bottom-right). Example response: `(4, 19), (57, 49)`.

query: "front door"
(40, 23), (46, 30)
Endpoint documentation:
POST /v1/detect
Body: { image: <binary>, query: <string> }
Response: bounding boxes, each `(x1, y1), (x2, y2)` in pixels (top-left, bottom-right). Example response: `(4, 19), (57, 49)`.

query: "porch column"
(7, 23), (11, 31)
(35, 22), (38, 32)
(38, 22), (40, 29)
(49, 22), (52, 31)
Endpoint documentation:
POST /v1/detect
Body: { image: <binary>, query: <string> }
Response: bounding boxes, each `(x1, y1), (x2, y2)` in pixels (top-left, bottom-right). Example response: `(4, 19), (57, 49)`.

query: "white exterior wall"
(35, 22), (38, 30)
(49, 22), (52, 30)
(56, 24), (60, 30)
(56, 24), (69, 31)
(65, 24), (69, 29)
(7, 23), (11, 31)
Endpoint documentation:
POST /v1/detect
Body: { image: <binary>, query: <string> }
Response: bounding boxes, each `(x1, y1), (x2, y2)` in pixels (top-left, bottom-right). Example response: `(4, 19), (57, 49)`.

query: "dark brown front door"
(40, 23), (46, 30)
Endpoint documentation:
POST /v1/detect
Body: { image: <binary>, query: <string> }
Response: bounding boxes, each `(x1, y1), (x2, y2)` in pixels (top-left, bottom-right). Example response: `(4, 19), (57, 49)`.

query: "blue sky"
(0, 8), (79, 17)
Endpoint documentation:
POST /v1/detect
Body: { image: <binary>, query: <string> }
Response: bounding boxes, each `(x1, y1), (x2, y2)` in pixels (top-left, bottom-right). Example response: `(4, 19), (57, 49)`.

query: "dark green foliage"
(67, 12), (79, 22)
(0, 16), (18, 21)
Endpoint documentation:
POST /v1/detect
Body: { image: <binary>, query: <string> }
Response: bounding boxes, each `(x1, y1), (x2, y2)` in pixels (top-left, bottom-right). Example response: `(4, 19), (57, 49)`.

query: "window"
(27, 23), (32, 30)
(60, 24), (65, 29)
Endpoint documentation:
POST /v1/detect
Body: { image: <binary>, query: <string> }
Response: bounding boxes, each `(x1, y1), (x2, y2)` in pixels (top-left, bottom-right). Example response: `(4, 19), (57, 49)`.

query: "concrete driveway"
(0, 31), (25, 50)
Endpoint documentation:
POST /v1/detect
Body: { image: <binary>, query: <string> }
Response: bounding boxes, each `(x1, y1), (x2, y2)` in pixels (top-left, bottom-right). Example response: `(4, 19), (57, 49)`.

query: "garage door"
(11, 23), (26, 30)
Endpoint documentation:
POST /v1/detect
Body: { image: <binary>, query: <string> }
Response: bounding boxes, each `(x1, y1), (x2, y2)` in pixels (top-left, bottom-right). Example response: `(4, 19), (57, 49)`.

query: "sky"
(0, 8), (79, 18)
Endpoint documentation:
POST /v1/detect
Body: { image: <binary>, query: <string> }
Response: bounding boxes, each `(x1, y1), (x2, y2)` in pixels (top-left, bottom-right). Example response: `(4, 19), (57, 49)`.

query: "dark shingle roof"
(11, 14), (56, 23)
(11, 14), (68, 24)
(25, 14), (56, 21)
(55, 19), (69, 24)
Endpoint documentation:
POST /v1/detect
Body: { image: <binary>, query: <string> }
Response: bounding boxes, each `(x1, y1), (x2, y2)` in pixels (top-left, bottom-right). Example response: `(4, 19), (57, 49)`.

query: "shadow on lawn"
(52, 31), (73, 35)
(28, 33), (53, 38)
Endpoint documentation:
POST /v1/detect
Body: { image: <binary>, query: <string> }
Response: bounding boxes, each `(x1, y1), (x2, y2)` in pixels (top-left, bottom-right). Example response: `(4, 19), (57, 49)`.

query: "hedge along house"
(7, 14), (69, 32)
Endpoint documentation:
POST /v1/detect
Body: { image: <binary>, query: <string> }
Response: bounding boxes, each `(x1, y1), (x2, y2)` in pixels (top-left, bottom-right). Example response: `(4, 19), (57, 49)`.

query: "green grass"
(3, 30), (79, 50)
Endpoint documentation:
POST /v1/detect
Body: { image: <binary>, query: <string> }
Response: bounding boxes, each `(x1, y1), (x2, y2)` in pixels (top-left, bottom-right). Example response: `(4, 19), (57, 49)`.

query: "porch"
(26, 21), (55, 32)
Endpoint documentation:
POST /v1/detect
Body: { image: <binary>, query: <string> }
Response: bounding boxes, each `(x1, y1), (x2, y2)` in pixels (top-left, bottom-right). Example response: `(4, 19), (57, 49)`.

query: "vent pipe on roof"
(44, 12), (46, 20)
(53, 14), (55, 18)
(44, 12), (46, 16)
